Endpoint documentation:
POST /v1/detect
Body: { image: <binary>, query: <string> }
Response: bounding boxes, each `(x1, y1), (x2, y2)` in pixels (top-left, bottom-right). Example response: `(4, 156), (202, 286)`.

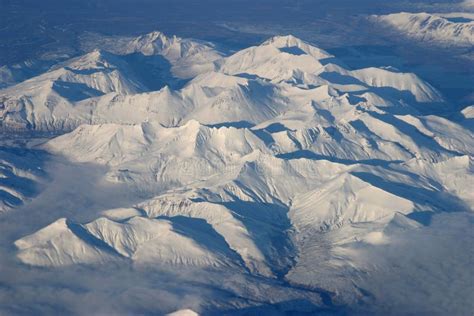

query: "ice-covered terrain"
(0, 19), (473, 316)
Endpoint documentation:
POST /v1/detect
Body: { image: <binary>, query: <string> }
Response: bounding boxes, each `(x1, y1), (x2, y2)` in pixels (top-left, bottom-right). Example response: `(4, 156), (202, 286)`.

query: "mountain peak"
(67, 49), (119, 70)
(140, 30), (172, 44)
(126, 30), (176, 55)
(264, 34), (306, 47)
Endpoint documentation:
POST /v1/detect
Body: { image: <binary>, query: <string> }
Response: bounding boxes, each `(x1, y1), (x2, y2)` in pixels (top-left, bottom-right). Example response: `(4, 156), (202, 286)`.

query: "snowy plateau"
(0, 5), (473, 315)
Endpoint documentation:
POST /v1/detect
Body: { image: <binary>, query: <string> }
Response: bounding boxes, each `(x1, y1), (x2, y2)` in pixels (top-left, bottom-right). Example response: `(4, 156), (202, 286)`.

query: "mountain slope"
(0, 147), (47, 213)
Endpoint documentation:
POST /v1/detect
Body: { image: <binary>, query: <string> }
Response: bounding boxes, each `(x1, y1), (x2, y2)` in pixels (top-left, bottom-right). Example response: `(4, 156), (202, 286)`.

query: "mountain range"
(1, 30), (473, 315)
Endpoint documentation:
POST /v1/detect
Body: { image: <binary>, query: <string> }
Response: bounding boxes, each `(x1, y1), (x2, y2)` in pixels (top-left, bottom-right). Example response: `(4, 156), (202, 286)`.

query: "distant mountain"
(123, 31), (223, 79)
(373, 12), (474, 47)
(0, 30), (223, 122)
(0, 34), (445, 131)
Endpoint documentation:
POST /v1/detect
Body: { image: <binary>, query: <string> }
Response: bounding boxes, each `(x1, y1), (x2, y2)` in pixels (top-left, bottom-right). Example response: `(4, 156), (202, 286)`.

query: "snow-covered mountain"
(372, 12), (474, 47)
(0, 147), (47, 213)
(0, 59), (59, 89)
(0, 31), (222, 90)
(123, 31), (222, 79)
(0, 34), (444, 131)
(2, 31), (473, 314)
